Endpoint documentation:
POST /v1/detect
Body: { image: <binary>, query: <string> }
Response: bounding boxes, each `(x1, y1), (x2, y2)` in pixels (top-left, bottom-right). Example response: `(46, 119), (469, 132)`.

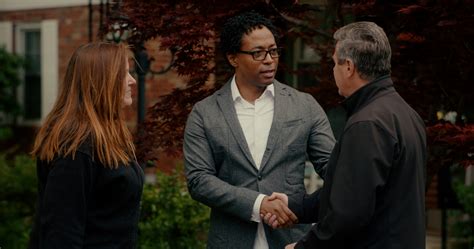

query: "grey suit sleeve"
(289, 94), (335, 222)
(184, 104), (260, 221)
(305, 93), (336, 179)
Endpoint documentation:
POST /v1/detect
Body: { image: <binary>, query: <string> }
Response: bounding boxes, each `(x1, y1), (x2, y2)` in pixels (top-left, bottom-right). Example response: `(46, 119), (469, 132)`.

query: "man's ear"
(345, 59), (356, 78)
(227, 54), (238, 68)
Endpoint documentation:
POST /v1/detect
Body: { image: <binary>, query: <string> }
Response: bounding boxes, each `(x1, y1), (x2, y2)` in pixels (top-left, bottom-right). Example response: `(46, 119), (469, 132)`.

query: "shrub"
(0, 153), (37, 249)
(0, 46), (23, 141)
(448, 167), (474, 249)
(138, 166), (210, 249)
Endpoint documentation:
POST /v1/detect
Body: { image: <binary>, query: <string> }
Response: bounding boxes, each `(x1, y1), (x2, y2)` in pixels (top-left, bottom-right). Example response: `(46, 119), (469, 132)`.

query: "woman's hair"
(32, 42), (135, 168)
(333, 21), (391, 81)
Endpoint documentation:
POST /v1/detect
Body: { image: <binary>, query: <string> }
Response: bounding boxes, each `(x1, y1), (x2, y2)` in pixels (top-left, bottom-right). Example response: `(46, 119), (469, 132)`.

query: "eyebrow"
(249, 44), (277, 50)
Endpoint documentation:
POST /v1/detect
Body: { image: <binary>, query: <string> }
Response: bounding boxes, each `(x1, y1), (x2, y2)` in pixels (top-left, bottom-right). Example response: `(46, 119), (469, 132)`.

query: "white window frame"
(0, 0), (101, 11)
(0, 21), (13, 125)
(0, 21), (13, 52)
(15, 20), (58, 125)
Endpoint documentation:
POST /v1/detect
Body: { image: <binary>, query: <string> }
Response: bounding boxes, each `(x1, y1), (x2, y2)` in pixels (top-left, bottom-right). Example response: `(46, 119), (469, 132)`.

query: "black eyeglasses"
(237, 47), (282, 61)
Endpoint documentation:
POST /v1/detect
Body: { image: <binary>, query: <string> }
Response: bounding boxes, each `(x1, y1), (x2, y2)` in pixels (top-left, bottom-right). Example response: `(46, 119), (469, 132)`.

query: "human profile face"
(123, 60), (136, 106)
(332, 43), (348, 97)
(229, 26), (278, 88)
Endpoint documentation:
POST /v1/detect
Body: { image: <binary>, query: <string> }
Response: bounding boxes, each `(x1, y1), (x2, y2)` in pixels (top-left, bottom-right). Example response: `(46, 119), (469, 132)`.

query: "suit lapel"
(259, 81), (289, 171)
(216, 81), (257, 170)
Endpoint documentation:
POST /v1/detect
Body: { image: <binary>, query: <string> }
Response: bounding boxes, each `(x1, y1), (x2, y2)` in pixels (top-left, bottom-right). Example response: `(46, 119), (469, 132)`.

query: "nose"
(262, 52), (275, 64)
(129, 73), (136, 85)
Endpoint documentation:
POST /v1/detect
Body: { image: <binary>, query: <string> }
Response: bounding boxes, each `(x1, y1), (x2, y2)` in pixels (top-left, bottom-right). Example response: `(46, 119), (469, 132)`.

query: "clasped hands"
(259, 192), (298, 229)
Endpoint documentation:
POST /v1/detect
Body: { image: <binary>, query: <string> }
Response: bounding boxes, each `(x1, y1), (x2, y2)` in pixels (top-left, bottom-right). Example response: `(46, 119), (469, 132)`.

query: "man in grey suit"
(184, 11), (335, 249)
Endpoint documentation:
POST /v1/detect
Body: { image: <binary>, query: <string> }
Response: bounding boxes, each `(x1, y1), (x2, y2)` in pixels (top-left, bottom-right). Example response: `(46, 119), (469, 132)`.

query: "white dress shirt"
(231, 76), (274, 249)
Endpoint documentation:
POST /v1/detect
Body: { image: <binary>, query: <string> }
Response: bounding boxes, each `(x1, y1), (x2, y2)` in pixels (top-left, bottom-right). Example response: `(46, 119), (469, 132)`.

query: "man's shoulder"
(195, 93), (217, 106)
(191, 83), (229, 113)
(274, 80), (312, 99)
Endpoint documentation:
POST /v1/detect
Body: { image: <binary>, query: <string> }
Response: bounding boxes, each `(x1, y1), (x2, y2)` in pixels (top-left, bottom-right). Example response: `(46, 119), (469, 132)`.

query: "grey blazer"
(184, 79), (335, 249)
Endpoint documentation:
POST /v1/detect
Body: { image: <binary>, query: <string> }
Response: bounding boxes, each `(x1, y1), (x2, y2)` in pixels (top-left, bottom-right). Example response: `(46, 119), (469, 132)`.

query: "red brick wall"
(124, 38), (186, 127)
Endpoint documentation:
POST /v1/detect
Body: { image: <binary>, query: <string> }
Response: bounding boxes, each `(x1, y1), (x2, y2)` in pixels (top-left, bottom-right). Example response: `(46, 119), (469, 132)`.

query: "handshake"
(259, 192), (298, 229)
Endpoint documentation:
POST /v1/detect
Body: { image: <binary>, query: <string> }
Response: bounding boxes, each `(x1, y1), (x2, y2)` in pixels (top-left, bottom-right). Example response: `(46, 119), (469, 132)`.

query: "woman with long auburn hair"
(29, 42), (143, 248)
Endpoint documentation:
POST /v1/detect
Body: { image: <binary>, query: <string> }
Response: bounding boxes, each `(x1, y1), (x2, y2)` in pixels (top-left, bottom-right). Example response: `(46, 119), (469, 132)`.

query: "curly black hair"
(219, 11), (279, 56)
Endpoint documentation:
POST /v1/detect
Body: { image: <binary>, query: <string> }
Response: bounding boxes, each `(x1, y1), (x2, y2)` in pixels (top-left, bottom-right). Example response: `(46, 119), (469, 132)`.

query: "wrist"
(252, 194), (266, 222)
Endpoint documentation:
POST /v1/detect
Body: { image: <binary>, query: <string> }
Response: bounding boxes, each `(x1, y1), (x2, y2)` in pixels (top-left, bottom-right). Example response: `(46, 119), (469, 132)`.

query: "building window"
(283, 38), (322, 90)
(15, 20), (58, 125)
(296, 39), (322, 89)
(23, 30), (42, 120)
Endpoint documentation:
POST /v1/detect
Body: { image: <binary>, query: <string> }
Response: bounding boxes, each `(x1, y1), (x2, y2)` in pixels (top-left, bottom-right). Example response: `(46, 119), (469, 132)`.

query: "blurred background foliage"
(138, 165), (210, 249)
(0, 154), (36, 249)
(0, 46), (23, 141)
(0, 155), (209, 249)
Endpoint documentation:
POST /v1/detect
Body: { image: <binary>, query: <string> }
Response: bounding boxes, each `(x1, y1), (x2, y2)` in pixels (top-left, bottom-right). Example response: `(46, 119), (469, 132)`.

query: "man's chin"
(258, 79), (274, 87)
(338, 89), (349, 98)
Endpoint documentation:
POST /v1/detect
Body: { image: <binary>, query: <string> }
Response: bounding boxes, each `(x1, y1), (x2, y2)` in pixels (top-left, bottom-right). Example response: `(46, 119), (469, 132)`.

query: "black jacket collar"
(342, 75), (394, 116)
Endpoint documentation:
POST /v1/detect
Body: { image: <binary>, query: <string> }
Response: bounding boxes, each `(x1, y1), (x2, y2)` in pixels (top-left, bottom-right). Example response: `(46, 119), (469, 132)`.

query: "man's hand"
(261, 212), (279, 229)
(260, 193), (298, 228)
(285, 243), (296, 249)
(260, 196), (298, 228)
(268, 192), (289, 205)
(263, 192), (297, 228)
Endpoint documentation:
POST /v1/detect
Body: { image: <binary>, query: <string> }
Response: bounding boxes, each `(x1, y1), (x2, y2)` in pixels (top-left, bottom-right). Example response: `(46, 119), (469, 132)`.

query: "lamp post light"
(104, 0), (130, 43)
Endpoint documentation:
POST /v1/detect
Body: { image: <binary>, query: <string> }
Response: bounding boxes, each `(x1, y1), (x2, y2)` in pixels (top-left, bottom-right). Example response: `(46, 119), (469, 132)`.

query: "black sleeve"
(27, 159), (48, 249)
(39, 153), (92, 248)
(288, 189), (321, 224)
(296, 121), (395, 248)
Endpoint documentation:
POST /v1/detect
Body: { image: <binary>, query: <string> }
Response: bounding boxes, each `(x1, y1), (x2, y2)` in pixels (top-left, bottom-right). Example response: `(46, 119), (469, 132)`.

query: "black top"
(29, 143), (144, 249)
(292, 76), (427, 249)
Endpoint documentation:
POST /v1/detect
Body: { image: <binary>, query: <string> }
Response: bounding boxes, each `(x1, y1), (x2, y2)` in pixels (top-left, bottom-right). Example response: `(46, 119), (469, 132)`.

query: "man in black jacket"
(267, 21), (427, 249)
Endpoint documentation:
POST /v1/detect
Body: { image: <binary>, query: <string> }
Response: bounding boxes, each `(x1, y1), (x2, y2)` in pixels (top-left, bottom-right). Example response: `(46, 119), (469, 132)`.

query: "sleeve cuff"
(250, 194), (266, 222)
(296, 227), (321, 249)
(295, 241), (305, 249)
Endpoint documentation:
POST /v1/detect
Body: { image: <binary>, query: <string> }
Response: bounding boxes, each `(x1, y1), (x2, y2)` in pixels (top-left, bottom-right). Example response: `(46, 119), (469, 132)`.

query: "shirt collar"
(342, 75), (394, 116)
(230, 75), (275, 102)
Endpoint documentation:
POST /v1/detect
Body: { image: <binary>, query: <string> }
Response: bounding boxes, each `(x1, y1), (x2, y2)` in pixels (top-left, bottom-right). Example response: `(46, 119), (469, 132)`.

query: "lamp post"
(102, 0), (175, 124)
(133, 44), (175, 123)
(134, 43), (149, 123)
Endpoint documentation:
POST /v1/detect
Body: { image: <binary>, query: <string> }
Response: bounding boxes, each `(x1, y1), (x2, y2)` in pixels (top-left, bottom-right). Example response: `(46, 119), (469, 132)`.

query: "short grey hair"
(333, 21), (391, 81)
